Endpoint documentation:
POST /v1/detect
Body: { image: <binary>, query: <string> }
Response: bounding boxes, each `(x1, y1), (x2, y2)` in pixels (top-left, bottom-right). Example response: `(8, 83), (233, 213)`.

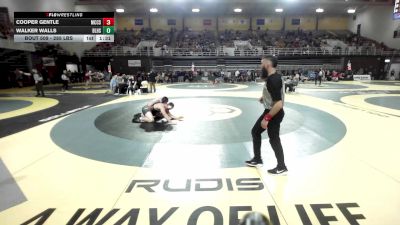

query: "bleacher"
(80, 28), (399, 57)
(0, 16), (398, 58)
(176, 29), (217, 52)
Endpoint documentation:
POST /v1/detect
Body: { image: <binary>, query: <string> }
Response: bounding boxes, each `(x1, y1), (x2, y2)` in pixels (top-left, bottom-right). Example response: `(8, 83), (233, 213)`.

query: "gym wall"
(184, 16), (217, 31)
(150, 16), (183, 31)
(116, 15), (350, 32)
(285, 16), (317, 31)
(348, 5), (400, 49)
(218, 16), (250, 31)
(318, 16), (349, 30)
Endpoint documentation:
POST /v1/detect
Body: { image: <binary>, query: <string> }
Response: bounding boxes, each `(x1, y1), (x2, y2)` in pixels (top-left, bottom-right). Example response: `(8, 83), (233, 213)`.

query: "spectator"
(29, 69), (45, 97)
(85, 70), (93, 88)
(235, 69), (240, 82)
(109, 74), (118, 94)
(14, 68), (24, 88)
(148, 70), (157, 93)
(61, 70), (70, 91)
(115, 73), (126, 95)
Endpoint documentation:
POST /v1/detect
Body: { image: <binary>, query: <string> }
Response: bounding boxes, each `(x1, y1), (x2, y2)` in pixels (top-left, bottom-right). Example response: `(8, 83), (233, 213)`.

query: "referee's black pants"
(251, 108), (286, 169)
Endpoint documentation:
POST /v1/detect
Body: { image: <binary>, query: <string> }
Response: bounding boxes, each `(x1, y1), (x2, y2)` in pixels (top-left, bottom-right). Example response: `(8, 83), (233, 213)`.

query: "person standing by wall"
(247, 70), (252, 82)
(32, 69), (45, 97)
(235, 69), (240, 83)
(316, 68), (323, 86)
(148, 70), (157, 93)
(15, 68), (24, 88)
(161, 71), (165, 83)
(116, 73), (127, 95)
(109, 74), (118, 94)
(61, 70), (70, 92)
(85, 70), (93, 88)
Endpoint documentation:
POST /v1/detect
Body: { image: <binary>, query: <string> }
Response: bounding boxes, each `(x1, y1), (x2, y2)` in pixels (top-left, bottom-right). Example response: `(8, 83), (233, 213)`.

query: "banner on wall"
(66, 64), (78, 72)
(167, 19), (176, 25)
(128, 60), (141, 67)
(134, 18), (143, 25)
(292, 19), (301, 25)
(353, 75), (371, 81)
(394, 0), (400, 20)
(203, 19), (212, 26)
(256, 19), (265, 25)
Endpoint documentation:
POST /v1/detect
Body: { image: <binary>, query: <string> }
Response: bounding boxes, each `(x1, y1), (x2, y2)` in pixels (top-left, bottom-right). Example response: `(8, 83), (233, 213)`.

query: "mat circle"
(50, 97), (346, 168)
(365, 96), (400, 110)
(367, 82), (400, 86)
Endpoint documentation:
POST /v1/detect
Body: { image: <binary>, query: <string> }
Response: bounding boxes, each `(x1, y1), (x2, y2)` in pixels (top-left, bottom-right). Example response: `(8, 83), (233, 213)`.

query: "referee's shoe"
(268, 166), (288, 175)
(245, 158), (263, 167)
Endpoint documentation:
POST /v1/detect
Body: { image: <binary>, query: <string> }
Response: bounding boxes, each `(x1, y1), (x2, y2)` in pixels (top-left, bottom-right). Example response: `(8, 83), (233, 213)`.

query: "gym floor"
(0, 80), (399, 225)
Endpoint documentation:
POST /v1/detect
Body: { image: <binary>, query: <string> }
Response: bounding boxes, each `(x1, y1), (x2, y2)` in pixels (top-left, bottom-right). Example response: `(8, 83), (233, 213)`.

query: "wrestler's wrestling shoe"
(132, 113), (142, 123)
(268, 167), (288, 175)
(132, 118), (141, 123)
(155, 118), (168, 123)
(245, 158), (263, 167)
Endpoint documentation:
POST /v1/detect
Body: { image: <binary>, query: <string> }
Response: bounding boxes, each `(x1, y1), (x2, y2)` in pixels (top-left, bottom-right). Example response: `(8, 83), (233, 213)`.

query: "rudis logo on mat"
(126, 178), (264, 193)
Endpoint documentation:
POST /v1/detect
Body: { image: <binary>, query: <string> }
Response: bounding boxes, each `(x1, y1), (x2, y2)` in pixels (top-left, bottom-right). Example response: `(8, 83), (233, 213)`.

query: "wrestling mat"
(0, 81), (399, 225)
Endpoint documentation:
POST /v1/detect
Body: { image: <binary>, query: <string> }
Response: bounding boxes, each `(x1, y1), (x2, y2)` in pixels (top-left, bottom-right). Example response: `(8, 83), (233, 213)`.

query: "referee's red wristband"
(263, 113), (273, 121)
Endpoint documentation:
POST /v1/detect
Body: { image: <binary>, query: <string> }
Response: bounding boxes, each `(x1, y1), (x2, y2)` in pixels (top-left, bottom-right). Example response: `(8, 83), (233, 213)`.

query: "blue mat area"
(367, 82), (400, 86)
(298, 82), (367, 89)
(365, 96), (400, 110)
(0, 100), (32, 114)
(0, 159), (27, 212)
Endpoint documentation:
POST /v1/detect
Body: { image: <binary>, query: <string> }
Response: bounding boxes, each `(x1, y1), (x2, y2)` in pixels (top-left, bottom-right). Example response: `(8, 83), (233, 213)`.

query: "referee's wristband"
(263, 113), (273, 121)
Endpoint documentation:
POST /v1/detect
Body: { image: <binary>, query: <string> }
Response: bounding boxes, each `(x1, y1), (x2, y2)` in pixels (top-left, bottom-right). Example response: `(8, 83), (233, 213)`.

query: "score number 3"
(102, 18), (114, 26)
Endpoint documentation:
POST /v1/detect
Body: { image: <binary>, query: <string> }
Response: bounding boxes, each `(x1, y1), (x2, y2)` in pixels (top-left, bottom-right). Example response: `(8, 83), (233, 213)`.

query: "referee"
(245, 56), (287, 175)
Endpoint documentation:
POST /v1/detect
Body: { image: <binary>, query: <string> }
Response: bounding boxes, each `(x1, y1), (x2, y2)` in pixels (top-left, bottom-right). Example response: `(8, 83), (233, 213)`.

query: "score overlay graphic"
(13, 12), (115, 42)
